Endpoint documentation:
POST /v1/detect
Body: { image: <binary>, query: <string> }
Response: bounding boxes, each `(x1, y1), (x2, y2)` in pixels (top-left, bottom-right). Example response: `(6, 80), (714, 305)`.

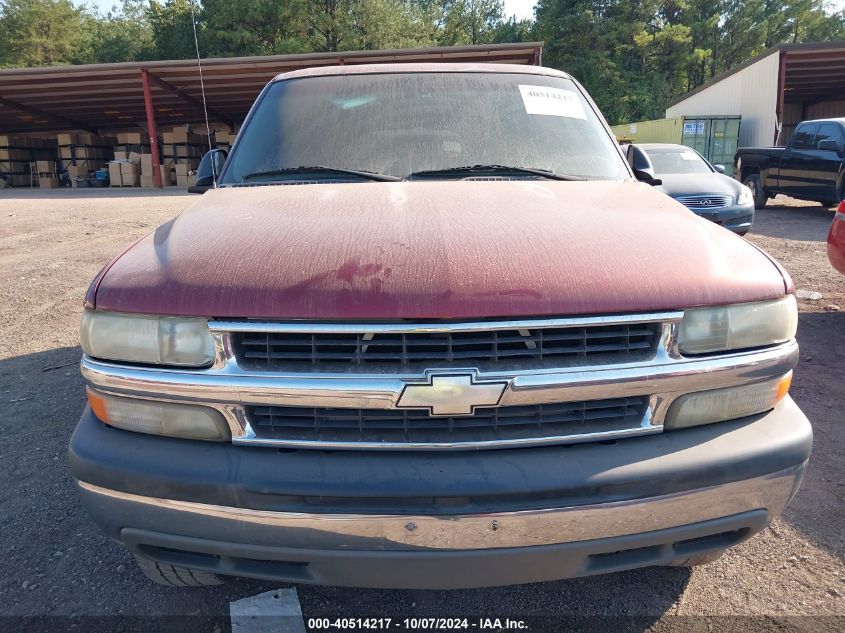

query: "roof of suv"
(274, 62), (571, 82)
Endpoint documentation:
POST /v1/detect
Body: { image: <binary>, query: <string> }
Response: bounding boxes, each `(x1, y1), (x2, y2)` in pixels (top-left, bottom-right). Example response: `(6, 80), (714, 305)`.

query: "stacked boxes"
(140, 153), (174, 187)
(214, 129), (234, 152)
(108, 152), (141, 187)
(174, 162), (197, 188)
(58, 133), (116, 186)
(0, 135), (58, 187)
(163, 128), (205, 187)
(36, 159), (59, 189)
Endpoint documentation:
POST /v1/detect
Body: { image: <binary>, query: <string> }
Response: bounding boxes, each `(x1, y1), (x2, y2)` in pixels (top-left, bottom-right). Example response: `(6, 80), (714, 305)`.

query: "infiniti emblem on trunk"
(397, 374), (508, 416)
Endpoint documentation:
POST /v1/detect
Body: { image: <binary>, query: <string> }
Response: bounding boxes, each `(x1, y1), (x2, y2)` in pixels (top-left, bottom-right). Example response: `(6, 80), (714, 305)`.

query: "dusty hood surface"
(92, 181), (787, 319)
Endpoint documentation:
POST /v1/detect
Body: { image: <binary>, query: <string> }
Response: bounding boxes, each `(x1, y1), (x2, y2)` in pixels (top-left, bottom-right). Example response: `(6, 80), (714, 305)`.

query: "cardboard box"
(113, 150), (127, 161)
(57, 133), (76, 146)
(160, 163), (173, 186)
(174, 161), (200, 176)
(36, 160), (54, 174)
(117, 132), (143, 145)
(120, 161), (137, 175)
(140, 175), (155, 188)
(171, 128), (194, 144)
(140, 154), (153, 175)
(176, 174), (197, 188)
(108, 162), (123, 186)
(119, 162), (139, 186)
(127, 151), (141, 164)
(38, 176), (59, 189)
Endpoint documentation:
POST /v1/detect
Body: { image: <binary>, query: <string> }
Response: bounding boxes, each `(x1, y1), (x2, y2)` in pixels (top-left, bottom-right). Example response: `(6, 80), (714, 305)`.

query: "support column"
(140, 69), (163, 188)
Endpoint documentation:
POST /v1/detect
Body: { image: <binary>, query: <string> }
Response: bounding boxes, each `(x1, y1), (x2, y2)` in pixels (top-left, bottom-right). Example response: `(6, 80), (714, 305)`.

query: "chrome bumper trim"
(80, 310), (799, 450)
(208, 312), (679, 335)
(77, 463), (804, 551)
(81, 340), (798, 449)
(81, 341), (798, 410)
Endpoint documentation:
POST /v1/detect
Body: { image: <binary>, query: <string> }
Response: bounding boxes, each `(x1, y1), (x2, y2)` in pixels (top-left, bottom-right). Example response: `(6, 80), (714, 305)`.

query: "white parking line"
(230, 588), (307, 633)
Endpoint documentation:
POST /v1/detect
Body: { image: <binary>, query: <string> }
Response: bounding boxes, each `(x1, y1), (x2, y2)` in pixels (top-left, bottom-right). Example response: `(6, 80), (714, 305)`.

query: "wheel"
(664, 549), (726, 567)
(735, 229), (749, 236)
(133, 555), (225, 586)
(742, 174), (767, 209)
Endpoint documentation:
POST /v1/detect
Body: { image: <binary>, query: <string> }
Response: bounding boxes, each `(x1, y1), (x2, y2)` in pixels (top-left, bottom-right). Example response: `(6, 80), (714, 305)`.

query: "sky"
(76, 0), (538, 20)
(503, 0), (535, 21)
(74, 0), (844, 22)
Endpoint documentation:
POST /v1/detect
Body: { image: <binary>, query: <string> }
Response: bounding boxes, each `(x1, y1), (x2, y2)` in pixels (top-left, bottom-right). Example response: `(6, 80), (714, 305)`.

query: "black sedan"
(637, 143), (755, 235)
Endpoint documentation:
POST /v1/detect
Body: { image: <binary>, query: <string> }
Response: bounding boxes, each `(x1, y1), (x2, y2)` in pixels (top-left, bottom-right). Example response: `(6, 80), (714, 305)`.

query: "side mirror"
(713, 164), (726, 174)
(188, 148), (228, 193)
(626, 144), (662, 186)
(817, 139), (844, 154)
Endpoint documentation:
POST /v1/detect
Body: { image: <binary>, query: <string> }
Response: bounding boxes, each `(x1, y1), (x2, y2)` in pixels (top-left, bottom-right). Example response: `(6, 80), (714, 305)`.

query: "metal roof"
(669, 41), (845, 108)
(0, 42), (543, 135)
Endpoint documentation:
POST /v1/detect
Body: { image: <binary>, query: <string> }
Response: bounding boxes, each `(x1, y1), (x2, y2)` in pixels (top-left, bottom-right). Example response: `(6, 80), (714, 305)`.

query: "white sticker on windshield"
(518, 85), (586, 119)
(680, 151), (699, 161)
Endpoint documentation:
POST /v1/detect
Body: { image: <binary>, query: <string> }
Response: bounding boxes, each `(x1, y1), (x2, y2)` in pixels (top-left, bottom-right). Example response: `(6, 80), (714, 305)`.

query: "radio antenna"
(188, 0), (216, 188)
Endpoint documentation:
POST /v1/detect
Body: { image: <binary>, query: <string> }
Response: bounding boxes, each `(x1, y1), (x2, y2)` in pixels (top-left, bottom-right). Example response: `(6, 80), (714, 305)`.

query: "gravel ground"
(0, 189), (843, 631)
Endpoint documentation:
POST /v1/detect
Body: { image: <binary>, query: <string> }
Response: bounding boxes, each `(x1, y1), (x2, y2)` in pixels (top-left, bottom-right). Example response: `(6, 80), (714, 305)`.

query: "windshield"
(646, 148), (713, 175)
(222, 72), (628, 183)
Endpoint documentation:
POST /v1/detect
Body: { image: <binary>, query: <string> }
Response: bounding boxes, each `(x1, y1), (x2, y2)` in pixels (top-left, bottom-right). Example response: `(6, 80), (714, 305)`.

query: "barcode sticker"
(518, 85), (586, 119)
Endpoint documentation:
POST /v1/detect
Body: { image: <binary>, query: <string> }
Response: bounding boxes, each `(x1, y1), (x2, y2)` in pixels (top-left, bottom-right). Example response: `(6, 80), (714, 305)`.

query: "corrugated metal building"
(666, 42), (845, 148)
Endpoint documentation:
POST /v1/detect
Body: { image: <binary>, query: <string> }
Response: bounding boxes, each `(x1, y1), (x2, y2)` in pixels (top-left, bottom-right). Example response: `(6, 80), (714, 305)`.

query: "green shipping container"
(611, 115), (742, 177)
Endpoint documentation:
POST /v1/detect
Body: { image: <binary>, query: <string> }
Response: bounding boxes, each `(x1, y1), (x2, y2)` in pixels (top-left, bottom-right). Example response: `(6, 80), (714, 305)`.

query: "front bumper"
(690, 203), (755, 233)
(70, 397), (812, 588)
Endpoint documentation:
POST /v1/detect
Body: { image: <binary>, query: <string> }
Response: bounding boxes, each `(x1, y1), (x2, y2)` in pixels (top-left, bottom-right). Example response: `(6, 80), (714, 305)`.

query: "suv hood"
(92, 181), (787, 319)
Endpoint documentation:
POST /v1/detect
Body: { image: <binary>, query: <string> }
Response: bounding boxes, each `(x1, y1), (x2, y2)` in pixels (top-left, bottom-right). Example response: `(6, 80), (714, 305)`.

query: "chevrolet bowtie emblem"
(397, 374), (508, 416)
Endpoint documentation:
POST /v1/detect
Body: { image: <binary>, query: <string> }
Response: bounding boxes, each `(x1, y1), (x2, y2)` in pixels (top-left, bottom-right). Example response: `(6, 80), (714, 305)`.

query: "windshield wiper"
(406, 165), (587, 181)
(241, 166), (401, 183)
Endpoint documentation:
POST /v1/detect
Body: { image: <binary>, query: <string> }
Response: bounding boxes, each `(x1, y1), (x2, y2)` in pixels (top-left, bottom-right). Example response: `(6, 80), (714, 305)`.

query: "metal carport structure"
(0, 42), (543, 187)
(667, 42), (845, 148)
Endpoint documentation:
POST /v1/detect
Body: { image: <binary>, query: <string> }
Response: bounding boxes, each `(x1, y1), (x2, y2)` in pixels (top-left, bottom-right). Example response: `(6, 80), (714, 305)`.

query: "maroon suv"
(70, 63), (810, 589)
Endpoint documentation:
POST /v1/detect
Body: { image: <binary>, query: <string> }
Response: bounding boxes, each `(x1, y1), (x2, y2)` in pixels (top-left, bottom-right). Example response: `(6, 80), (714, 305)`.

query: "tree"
(203, 0), (309, 56)
(437, 0), (504, 45)
(349, 0), (432, 50)
(147, 0), (203, 60)
(491, 16), (534, 43)
(0, 0), (91, 67)
(86, 0), (154, 63)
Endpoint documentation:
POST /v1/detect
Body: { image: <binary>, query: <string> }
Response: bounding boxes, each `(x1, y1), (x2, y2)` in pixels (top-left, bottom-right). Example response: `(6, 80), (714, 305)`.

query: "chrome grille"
(234, 323), (660, 368)
(247, 397), (649, 445)
(674, 194), (733, 209)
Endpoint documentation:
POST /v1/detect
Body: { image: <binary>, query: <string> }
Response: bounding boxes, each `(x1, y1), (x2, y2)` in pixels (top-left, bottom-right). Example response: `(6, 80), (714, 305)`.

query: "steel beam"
(140, 69), (163, 188)
(144, 71), (234, 131)
(0, 95), (98, 134)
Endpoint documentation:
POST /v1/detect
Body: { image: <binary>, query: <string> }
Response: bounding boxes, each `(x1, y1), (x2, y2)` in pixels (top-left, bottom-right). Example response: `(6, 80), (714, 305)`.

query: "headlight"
(736, 185), (753, 206)
(677, 295), (797, 355)
(665, 372), (792, 429)
(87, 388), (230, 441)
(80, 309), (215, 366)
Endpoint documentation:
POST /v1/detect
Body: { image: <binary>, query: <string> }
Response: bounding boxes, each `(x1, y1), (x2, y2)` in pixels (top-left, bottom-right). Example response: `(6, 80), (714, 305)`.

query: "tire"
(735, 229), (749, 236)
(743, 174), (767, 209)
(664, 549), (726, 568)
(133, 555), (225, 587)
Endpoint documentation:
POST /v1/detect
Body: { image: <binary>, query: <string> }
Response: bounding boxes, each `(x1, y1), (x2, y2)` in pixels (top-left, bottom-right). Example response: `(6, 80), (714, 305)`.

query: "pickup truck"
(734, 118), (845, 208)
(70, 63), (811, 590)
